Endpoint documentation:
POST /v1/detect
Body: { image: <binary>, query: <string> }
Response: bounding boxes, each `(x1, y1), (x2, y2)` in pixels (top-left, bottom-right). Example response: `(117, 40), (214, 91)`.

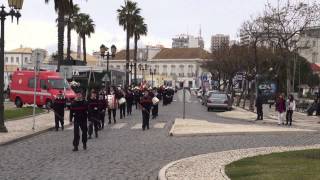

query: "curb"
(158, 144), (320, 180)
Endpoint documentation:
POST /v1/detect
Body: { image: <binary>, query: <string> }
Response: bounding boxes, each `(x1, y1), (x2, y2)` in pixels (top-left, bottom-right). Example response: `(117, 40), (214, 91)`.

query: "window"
(28, 78), (36, 88)
(155, 65), (159, 74)
(5, 57), (8, 63)
(110, 65), (114, 69)
(163, 65), (167, 75)
(313, 41), (317, 47)
(116, 65), (120, 69)
(25, 57), (28, 64)
(11, 57), (14, 63)
(40, 80), (48, 89)
(16, 57), (19, 64)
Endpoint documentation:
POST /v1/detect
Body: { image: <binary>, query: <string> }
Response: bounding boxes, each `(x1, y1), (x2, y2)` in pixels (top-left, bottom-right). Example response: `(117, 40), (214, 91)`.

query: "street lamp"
(129, 62), (134, 84)
(149, 68), (156, 88)
(138, 63), (148, 83)
(0, 0), (24, 133)
(100, 44), (116, 87)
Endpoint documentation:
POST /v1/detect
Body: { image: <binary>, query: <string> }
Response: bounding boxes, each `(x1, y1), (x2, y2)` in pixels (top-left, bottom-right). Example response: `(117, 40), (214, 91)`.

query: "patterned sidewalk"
(0, 111), (70, 145)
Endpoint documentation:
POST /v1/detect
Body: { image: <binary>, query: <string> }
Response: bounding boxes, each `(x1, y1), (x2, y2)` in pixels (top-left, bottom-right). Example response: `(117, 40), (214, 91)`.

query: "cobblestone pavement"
(0, 91), (320, 180)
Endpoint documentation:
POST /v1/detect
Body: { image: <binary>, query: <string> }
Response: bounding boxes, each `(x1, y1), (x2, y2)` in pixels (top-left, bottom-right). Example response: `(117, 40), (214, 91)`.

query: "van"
(10, 70), (76, 108)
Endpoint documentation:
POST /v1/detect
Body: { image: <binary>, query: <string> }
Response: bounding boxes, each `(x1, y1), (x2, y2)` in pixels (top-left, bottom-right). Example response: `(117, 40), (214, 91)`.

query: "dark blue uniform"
(52, 95), (66, 131)
(140, 96), (153, 130)
(70, 99), (88, 150)
(88, 98), (100, 138)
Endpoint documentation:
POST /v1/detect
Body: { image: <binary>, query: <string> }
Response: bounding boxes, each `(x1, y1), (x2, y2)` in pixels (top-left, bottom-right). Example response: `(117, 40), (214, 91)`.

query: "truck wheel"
(15, 97), (23, 108)
(45, 100), (52, 109)
(37, 105), (43, 108)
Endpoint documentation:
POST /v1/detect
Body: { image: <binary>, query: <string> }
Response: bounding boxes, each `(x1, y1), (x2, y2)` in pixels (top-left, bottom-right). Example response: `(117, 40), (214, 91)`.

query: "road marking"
(154, 123), (166, 129)
(111, 123), (127, 129)
(131, 123), (142, 129)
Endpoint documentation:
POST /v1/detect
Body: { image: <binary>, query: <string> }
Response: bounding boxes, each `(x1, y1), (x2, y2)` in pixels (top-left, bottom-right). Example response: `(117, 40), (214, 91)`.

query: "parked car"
(202, 90), (221, 106)
(206, 92), (232, 111)
(10, 70), (76, 108)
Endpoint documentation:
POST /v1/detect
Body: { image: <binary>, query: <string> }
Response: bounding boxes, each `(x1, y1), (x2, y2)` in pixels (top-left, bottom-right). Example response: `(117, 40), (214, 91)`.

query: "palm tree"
(65, 3), (80, 61)
(133, 16), (147, 84)
(45, 0), (72, 72)
(74, 13), (95, 64)
(117, 0), (141, 86)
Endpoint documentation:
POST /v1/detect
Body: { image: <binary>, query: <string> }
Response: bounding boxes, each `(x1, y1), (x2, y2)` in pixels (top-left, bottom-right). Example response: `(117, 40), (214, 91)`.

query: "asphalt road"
(0, 91), (319, 180)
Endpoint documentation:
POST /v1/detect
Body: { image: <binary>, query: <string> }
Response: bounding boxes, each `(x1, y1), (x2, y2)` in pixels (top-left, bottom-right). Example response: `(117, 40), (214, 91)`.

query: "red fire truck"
(10, 70), (76, 108)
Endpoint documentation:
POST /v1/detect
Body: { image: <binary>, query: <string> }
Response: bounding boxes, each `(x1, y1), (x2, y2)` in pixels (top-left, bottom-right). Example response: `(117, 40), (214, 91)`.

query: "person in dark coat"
(52, 91), (66, 131)
(126, 89), (134, 115)
(255, 91), (263, 120)
(98, 91), (107, 129)
(140, 91), (153, 130)
(150, 89), (159, 119)
(88, 90), (100, 139)
(70, 92), (88, 151)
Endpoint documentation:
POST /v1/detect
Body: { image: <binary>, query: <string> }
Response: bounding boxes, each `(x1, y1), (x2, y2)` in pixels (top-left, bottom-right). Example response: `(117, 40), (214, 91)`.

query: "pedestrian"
(98, 91), (107, 129)
(276, 94), (286, 125)
(286, 94), (296, 126)
(52, 91), (66, 131)
(151, 89), (159, 119)
(107, 87), (118, 124)
(126, 89), (134, 115)
(118, 89), (126, 119)
(70, 91), (88, 152)
(88, 90), (100, 139)
(255, 91), (263, 120)
(139, 90), (153, 130)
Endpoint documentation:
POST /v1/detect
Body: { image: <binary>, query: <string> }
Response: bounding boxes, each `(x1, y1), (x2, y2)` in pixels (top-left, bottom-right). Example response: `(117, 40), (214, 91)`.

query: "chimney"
(77, 36), (81, 59)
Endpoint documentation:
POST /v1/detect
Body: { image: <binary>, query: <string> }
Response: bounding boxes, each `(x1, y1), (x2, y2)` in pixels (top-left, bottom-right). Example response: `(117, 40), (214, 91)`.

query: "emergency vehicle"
(10, 70), (76, 108)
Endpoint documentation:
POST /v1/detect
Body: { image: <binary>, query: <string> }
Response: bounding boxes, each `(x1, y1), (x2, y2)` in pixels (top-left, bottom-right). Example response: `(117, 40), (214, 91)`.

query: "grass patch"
(225, 149), (320, 180)
(4, 107), (45, 121)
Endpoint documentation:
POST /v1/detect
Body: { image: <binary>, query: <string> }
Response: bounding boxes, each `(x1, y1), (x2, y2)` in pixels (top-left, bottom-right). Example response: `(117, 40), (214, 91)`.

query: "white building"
(172, 34), (204, 49)
(211, 34), (230, 50)
(298, 26), (320, 64)
(108, 47), (209, 88)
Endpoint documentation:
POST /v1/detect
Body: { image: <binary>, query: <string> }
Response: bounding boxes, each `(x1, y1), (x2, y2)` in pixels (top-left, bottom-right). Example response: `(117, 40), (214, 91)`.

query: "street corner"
(216, 106), (257, 121)
(169, 118), (316, 137)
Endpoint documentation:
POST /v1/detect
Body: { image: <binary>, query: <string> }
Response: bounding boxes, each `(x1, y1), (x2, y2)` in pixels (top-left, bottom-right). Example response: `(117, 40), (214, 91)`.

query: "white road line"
(66, 126), (74, 130)
(153, 123), (166, 129)
(131, 123), (142, 129)
(111, 123), (127, 129)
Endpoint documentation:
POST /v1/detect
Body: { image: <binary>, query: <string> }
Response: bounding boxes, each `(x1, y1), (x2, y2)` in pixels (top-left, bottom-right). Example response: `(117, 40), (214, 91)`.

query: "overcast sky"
(3, 0), (285, 53)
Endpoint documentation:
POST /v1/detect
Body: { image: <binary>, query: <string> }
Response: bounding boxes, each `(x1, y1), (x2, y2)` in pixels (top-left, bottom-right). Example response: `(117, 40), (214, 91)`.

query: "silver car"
(206, 92), (232, 111)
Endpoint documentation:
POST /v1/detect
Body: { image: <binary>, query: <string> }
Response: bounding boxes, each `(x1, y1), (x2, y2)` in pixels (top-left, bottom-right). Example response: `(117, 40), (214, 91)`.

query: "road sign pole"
(32, 53), (40, 131)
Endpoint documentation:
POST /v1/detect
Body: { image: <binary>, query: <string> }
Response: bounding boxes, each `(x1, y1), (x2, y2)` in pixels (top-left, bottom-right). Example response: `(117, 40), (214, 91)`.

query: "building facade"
(108, 47), (209, 88)
(211, 34), (230, 50)
(298, 26), (320, 64)
(172, 34), (204, 49)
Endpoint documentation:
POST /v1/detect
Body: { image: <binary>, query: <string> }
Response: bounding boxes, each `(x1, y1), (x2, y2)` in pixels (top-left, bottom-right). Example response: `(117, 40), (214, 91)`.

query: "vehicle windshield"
(48, 79), (70, 89)
(210, 93), (227, 99)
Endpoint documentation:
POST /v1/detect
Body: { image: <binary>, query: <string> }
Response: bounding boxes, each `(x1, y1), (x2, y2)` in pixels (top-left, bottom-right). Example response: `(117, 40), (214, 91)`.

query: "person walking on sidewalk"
(88, 90), (100, 139)
(52, 91), (66, 131)
(286, 95), (296, 126)
(139, 90), (153, 130)
(276, 94), (286, 125)
(255, 91), (263, 120)
(70, 92), (88, 152)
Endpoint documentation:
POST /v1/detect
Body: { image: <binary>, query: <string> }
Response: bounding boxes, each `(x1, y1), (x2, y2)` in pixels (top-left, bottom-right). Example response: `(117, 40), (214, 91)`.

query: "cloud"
(5, 20), (171, 54)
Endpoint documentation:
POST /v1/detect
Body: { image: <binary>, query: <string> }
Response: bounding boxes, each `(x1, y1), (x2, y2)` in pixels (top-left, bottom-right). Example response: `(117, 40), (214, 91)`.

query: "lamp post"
(100, 44), (116, 87)
(138, 63), (148, 84)
(0, 0), (24, 133)
(129, 62), (134, 85)
(149, 68), (156, 88)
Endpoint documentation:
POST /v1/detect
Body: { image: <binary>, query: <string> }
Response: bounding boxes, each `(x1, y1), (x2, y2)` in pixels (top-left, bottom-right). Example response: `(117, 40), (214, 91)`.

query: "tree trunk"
(133, 34), (138, 85)
(67, 20), (72, 61)
(57, 10), (65, 72)
(125, 28), (130, 87)
(82, 36), (86, 64)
